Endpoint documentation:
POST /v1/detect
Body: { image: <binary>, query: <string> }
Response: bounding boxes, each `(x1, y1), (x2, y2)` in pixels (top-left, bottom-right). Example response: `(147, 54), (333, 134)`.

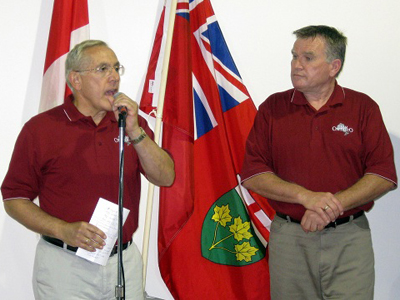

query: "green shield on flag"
(201, 187), (266, 266)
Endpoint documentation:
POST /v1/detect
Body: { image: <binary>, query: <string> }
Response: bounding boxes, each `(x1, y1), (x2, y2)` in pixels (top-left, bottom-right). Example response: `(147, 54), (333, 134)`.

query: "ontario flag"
(39, 0), (89, 112)
(140, 0), (275, 299)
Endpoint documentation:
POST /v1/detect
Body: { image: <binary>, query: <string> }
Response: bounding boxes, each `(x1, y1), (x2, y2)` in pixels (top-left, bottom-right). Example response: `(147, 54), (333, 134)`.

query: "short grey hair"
(65, 40), (109, 89)
(293, 25), (347, 77)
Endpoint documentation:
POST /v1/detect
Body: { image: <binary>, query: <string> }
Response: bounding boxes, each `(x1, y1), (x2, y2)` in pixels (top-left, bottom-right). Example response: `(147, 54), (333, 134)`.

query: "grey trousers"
(269, 213), (374, 300)
(33, 238), (144, 300)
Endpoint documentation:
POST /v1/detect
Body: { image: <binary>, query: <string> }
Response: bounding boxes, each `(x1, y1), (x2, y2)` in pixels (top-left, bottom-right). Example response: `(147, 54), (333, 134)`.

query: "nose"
(110, 67), (119, 76)
(108, 68), (120, 82)
(292, 58), (302, 70)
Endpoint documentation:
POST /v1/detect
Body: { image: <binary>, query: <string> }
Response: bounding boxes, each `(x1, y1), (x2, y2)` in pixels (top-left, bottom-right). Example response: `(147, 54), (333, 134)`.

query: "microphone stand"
(115, 111), (126, 300)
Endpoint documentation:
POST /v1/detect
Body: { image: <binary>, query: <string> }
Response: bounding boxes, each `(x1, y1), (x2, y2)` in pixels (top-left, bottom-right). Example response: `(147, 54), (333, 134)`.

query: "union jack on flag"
(189, 0), (273, 242)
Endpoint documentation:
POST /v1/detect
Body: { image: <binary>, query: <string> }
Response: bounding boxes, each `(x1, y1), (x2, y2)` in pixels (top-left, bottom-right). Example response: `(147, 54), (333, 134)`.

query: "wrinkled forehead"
(81, 46), (119, 67)
(292, 36), (327, 53)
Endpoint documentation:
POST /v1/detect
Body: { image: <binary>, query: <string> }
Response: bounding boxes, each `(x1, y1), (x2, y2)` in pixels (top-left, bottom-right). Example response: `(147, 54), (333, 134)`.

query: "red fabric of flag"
(140, 0), (274, 299)
(39, 0), (89, 112)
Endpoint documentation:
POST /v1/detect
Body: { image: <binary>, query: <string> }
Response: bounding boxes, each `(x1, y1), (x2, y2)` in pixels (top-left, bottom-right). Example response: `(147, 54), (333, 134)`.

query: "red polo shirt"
(241, 83), (397, 220)
(1, 96), (154, 243)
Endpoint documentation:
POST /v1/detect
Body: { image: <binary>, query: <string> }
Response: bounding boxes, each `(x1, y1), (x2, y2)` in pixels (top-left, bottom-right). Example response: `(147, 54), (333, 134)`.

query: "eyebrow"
(291, 50), (316, 57)
(303, 51), (315, 56)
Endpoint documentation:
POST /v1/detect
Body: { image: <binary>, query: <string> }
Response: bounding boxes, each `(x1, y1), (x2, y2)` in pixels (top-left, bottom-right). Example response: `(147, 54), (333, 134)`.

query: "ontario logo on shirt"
(114, 136), (132, 145)
(332, 123), (354, 136)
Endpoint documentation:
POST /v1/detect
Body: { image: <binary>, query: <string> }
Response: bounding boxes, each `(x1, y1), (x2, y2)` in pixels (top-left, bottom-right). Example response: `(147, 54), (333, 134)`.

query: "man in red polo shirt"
(1, 40), (175, 299)
(241, 26), (397, 300)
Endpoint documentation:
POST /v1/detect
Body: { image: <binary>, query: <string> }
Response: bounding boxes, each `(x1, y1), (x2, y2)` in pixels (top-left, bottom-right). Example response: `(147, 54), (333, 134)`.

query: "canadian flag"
(39, 0), (89, 112)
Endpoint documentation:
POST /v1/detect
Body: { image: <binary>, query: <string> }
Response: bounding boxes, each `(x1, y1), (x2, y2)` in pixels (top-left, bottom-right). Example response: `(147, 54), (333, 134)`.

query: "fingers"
(112, 93), (138, 116)
(80, 235), (106, 252)
(61, 222), (107, 252)
(320, 197), (343, 222)
(79, 224), (107, 252)
(111, 93), (140, 133)
(304, 192), (344, 223)
(301, 210), (326, 233)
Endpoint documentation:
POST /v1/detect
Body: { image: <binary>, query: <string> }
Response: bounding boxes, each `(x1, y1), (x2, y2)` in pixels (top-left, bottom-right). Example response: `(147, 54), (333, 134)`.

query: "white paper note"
(76, 198), (130, 266)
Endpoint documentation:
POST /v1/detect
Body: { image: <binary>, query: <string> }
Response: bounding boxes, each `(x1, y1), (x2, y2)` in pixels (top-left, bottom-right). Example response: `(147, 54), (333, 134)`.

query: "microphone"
(113, 92), (127, 116)
(118, 106), (127, 116)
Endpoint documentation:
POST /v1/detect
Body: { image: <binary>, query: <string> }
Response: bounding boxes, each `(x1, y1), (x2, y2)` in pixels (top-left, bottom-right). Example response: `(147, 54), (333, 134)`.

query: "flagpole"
(142, 0), (178, 289)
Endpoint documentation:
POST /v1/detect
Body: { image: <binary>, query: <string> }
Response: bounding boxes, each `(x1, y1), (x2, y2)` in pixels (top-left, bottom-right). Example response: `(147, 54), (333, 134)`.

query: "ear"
(330, 59), (342, 77)
(69, 71), (82, 91)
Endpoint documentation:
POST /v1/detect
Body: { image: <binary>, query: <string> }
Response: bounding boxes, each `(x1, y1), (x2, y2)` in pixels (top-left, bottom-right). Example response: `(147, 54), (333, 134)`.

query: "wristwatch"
(131, 127), (147, 145)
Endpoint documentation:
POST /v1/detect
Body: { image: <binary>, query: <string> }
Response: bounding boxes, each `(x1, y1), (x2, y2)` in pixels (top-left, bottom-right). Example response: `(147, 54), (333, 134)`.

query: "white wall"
(1, 1), (399, 299)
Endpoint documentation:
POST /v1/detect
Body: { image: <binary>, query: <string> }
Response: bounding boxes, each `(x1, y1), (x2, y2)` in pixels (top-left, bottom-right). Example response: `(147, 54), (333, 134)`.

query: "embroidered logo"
(332, 123), (353, 136)
(114, 136), (132, 145)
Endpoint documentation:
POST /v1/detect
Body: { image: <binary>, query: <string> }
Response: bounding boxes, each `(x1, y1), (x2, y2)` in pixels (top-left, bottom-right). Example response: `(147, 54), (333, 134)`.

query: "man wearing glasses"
(1, 40), (175, 299)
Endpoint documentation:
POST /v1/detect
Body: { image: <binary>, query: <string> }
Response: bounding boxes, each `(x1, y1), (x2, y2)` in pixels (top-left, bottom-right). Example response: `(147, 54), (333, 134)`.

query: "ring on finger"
(323, 205), (330, 211)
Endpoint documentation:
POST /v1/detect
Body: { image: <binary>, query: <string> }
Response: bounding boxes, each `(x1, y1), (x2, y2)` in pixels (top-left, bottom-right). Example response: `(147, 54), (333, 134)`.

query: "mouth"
(105, 89), (118, 97)
(291, 74), (304, 80)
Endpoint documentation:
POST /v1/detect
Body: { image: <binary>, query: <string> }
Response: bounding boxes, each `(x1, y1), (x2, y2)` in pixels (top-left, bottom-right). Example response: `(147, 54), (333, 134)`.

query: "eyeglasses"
(75, 65), (125, 77)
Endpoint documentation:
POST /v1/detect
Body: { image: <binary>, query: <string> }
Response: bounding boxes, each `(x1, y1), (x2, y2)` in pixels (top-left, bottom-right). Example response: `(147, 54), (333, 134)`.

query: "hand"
(59, 221), (107, 252)
(300, 209), (327, 233)
(109, 92), (141, 137)
(300, 190), (344, 224)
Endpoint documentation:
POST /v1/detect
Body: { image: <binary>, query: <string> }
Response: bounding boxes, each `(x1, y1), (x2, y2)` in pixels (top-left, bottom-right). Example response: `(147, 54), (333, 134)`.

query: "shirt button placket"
(311, 114), (322, 146)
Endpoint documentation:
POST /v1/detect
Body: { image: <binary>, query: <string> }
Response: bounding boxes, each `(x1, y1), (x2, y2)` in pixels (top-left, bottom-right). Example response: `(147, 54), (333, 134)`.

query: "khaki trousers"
(33, 238), (144, 300)
(269, 213), (374, 300)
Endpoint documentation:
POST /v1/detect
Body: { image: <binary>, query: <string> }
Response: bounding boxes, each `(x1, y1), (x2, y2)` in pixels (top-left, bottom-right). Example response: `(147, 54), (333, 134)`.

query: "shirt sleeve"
(362, 102), (397, 185)
(1, 124), (41, 201)
(241, 101), (275, 182)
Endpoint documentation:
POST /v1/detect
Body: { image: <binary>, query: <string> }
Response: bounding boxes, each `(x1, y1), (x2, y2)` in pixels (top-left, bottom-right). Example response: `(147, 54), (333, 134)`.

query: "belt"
(275, 210), (364, 228)
(42, 235), (131, 257)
